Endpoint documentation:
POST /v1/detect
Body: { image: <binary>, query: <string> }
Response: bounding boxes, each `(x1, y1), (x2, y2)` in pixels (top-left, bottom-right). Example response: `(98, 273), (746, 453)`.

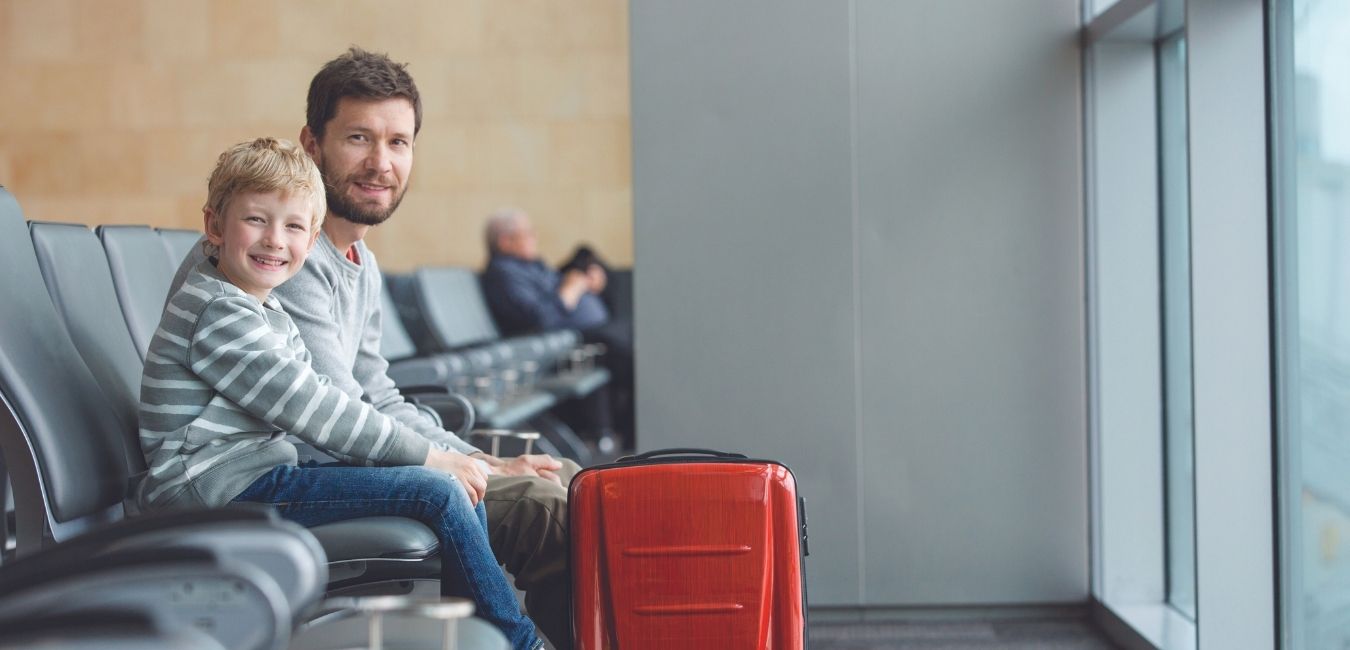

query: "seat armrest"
(467, 429), (541, 457)
(403, 391), (476, 438)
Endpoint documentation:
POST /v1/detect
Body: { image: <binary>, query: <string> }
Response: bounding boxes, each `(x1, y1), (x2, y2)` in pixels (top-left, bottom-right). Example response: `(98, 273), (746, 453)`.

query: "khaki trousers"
(484, 459), (580, 650)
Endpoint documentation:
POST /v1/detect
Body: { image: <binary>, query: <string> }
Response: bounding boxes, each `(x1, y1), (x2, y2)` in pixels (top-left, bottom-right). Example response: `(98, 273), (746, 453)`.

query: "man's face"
(304, 97), (415, 226)
(499, 218), (539, 260)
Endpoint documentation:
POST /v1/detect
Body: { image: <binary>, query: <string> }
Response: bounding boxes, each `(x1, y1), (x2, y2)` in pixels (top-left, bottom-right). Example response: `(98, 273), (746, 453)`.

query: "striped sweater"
(135, 259), (431, 511)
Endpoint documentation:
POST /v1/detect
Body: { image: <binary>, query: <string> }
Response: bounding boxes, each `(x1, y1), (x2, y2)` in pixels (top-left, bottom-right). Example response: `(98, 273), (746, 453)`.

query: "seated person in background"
(481, 208), (635, 450)
(134, 138), (543, 650)
(482, 208), (610, 335)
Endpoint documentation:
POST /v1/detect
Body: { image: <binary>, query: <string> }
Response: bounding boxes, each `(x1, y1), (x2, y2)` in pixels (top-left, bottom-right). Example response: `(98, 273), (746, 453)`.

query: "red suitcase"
(570, 448), (809, 649)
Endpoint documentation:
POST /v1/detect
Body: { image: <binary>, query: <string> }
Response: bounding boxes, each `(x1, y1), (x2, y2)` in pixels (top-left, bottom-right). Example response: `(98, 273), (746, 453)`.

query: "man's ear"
(300, 126), (321, 161)
(203, 208), (224, 246)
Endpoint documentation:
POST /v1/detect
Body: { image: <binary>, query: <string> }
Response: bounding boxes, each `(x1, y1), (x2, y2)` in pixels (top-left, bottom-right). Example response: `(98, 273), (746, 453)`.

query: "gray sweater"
(137, 260), (431, 510)
(169, 233), (478, 456)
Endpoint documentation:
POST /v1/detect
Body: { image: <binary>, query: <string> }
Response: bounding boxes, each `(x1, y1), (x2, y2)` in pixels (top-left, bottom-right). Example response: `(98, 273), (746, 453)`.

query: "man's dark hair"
(306, 46), (422, 140)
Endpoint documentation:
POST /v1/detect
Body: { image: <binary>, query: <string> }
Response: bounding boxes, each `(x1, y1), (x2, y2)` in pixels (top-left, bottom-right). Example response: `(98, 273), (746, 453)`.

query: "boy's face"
(204, 190), (320, 302)
(301, 97), (415, 227)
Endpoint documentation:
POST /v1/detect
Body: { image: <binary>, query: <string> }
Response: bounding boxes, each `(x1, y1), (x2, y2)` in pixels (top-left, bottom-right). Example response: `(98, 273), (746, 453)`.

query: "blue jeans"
(233, 462), (543, 650)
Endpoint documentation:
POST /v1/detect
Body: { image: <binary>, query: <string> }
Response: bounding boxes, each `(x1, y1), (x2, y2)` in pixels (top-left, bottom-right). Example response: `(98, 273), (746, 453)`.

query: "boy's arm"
(275, 257), (477, 455)
(188, 296), (431, 467)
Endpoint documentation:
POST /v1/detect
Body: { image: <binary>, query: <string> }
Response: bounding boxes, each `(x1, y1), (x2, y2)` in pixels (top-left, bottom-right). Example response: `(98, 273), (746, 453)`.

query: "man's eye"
(350, 134), (368, 143)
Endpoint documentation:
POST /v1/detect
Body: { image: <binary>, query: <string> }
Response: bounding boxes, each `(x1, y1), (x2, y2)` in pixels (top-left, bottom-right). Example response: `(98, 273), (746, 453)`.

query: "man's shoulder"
(484, 254), (543, 280)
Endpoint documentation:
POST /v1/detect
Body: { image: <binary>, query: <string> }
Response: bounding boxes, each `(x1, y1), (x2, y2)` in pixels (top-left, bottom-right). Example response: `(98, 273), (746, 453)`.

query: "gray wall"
(631, 0), (1085, 607)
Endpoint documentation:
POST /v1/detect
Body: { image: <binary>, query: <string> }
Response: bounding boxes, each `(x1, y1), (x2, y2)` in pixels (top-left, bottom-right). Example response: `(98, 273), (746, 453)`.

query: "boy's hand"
(424, 449), (488, 505)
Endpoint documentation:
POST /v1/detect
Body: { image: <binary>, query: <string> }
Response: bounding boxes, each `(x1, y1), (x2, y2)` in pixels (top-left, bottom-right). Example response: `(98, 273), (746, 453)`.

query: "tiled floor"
(809, 617), (1122, 650)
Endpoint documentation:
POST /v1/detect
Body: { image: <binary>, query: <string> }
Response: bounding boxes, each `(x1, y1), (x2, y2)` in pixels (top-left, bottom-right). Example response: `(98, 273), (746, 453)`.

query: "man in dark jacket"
(481, 208), (635, 450)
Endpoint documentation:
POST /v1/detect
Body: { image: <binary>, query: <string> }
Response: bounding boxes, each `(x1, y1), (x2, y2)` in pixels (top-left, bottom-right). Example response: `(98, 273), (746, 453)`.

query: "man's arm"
(353, 281), (481, 455)
(484, 261), (583, 332)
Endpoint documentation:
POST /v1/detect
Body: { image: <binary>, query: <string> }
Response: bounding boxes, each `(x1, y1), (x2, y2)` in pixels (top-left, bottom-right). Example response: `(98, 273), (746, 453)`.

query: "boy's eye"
(245, 216), (265, 223)
(286, 223), (307, 232)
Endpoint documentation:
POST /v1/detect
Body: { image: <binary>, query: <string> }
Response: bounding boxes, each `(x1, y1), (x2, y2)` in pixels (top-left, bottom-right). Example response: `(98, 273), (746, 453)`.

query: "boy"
(135, 137), (542, 650)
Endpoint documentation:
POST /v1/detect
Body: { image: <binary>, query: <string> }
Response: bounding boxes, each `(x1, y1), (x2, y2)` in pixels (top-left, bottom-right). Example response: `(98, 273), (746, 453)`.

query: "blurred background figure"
(481, 208), (635, 452)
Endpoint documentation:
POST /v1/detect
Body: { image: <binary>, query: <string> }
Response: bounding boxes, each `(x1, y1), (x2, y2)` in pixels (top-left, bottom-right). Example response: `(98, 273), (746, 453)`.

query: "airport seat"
(0, 608), (223, 649)
(97, 225), (177, 360)
(12, 213), (440, 597)
(0, 507), (326, 646)
(0, 546), (285, 650)
(394, 268), (611, 406)
(385, 271), (561, 431)
(156, 227), (202, 268)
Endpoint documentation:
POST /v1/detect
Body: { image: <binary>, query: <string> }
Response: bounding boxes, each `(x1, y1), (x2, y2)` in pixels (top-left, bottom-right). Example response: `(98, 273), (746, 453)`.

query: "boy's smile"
(205, 190), (319, 302)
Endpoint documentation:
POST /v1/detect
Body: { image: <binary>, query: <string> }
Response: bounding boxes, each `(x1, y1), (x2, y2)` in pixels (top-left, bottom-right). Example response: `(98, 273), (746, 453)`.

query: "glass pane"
(1158, 31), (1197, 622)
(1277, 0), (1350, 646)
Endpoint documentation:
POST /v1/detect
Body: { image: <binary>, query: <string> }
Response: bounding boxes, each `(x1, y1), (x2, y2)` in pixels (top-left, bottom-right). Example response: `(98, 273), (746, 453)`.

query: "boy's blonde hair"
(203, 137), (326, 253)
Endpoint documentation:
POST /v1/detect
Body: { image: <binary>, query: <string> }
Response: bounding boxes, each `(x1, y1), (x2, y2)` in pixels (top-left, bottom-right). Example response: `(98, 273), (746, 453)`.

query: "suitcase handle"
(617, 448), (748, 463)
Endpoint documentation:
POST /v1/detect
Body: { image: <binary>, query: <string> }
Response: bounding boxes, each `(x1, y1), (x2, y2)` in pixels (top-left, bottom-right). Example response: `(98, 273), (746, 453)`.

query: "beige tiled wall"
(0, 0), (632, 270)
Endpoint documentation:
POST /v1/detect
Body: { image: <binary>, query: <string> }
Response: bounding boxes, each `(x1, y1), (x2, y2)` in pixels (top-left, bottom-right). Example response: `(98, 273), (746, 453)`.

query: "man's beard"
(322, 164), (406, 227)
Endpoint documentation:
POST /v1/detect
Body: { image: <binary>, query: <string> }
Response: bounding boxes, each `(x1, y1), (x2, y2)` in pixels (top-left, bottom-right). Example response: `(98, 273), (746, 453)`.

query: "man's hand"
(483, 453), (564, 486)
(585, 265), (607, 294)
(424, 449), (489, 505)
(559, 270), (590, 309)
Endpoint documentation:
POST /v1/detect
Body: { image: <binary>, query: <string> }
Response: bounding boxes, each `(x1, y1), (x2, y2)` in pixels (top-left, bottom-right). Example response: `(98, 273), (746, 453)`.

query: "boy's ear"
(299, 126), (321, 162)
(307, 227), (321, 251)
(202, 208), (224, 246)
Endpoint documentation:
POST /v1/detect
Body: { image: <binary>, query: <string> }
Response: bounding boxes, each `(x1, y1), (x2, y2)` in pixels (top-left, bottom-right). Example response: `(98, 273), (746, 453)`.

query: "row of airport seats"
(0, 187), (508, 648)
(381, 268), (613, 463)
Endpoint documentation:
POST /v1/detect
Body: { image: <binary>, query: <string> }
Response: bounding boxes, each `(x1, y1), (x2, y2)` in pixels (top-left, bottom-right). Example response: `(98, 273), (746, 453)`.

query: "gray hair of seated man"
(484, 207), (530, 256)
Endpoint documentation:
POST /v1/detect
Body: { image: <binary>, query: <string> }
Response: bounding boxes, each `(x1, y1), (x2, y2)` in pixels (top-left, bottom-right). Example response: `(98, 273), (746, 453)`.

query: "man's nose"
(365, 142), (392, 174)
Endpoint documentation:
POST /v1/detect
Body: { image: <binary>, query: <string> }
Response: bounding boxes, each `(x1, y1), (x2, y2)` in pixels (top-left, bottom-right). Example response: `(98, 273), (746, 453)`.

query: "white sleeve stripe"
(166, 303), (198, 323)
(141, 377), (208, 389)
(195, 307), (249, 341)
(140, 403), (204, 415)
(369, 417), (394, 459)
(237, 356), (288, 407)
(292, 389), (325, 432)
(193, 324), (270, 371)
(313, 391), (348, 447)
(338, 406), (370, 454)
(263, 368), (308, 422)
(180, 283), (214, 301)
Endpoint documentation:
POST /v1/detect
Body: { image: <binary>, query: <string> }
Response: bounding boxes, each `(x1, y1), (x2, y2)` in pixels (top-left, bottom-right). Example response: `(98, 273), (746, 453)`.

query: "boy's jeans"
(233, 462), (543, 650)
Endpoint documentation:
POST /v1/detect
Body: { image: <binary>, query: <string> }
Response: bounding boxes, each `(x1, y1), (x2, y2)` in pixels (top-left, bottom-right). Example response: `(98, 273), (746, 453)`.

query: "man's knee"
(484, 474), (570, 557)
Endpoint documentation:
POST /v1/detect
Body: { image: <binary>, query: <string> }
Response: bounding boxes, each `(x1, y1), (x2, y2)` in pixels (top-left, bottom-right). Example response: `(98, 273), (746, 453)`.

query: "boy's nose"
(261, 228), (284, 248)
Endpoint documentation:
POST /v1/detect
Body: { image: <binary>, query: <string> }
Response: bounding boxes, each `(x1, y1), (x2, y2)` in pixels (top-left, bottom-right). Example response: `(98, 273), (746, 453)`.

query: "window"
(1273, 1), (1350, 647)
(1157, 30), (1196, 622)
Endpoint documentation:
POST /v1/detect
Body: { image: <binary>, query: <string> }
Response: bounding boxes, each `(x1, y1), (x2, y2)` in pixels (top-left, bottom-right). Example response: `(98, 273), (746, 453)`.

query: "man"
(481, 209), (610, 336)
(480, 209), (635, 450)
(170, 48), (577, 649)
